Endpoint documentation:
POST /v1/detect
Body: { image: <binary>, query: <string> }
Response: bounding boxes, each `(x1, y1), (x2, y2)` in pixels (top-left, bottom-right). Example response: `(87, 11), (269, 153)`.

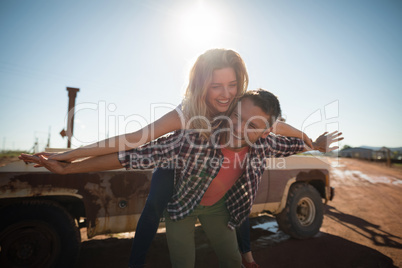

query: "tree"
(341, 145), (352, 150)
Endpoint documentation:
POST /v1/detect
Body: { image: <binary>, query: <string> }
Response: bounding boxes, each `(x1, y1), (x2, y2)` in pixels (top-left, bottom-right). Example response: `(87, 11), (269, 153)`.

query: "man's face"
(228, 98), (272, 149)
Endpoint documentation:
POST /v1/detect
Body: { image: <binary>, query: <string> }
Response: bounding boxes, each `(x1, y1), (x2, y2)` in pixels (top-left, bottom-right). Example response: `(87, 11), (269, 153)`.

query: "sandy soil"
(74, 158), (402, 268)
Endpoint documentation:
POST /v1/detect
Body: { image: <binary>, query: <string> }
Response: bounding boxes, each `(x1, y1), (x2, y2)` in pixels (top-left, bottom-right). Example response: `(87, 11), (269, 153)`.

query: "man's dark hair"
(240, 88), (282, 126)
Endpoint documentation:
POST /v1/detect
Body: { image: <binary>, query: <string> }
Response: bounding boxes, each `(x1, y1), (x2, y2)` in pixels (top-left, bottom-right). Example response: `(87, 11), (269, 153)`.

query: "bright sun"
(177, 2), (223, 46)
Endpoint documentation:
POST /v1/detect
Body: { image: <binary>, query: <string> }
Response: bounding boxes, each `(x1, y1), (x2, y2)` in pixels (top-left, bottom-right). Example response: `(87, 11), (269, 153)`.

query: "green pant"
(165, 198), (241, 268)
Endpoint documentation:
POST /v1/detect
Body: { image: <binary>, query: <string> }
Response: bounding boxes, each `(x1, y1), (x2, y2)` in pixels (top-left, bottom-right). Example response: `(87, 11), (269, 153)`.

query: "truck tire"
(276, 183), (323, 239)
(0, 200), (81, 268)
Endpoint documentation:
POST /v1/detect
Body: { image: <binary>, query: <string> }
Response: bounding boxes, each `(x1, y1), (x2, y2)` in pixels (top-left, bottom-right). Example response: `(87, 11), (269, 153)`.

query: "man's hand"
(19, 154), (70, 174)
(312, 131), (344, 152)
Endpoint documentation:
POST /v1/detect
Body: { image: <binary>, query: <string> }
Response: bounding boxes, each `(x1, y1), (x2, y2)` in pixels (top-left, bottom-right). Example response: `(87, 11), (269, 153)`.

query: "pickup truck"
(0, 155), (334, 267)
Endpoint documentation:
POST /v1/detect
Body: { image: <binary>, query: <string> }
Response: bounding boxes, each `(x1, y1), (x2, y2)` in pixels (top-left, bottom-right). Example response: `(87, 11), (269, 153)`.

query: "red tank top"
(200, 146), (248, 206)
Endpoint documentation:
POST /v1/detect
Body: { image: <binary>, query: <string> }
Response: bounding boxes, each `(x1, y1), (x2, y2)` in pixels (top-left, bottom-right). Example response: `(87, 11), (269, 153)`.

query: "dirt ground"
(73, 157), (402, 268)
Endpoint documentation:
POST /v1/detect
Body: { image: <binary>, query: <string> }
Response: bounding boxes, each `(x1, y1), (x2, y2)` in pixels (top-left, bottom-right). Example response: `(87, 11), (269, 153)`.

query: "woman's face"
(206, 67), (238, 115)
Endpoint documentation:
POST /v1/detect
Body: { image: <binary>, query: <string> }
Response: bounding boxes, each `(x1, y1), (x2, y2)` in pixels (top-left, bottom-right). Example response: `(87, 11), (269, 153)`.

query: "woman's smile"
(206, 67), (238, 114)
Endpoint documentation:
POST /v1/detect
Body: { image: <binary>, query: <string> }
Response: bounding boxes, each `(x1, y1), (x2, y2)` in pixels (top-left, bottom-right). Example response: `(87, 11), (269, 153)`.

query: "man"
(20, 89), (342, 268)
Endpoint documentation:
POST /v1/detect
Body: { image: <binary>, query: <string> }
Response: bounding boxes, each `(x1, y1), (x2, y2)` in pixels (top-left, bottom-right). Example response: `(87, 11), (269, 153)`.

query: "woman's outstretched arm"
(43, 109), (184, 162)
(19, 128), (185, 174)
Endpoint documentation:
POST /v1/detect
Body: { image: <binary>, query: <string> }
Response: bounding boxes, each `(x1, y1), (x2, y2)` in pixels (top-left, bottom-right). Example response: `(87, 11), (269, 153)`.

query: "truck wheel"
(276, 183), (323, 239)
(0, 200), (81, 268)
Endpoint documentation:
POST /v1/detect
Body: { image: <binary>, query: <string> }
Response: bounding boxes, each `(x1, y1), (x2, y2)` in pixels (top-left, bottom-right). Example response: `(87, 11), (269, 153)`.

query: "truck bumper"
(329, 187), (335, 201)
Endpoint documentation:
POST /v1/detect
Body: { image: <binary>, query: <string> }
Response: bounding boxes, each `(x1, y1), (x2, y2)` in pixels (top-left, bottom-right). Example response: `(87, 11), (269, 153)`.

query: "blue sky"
(0, 0), (401, 151)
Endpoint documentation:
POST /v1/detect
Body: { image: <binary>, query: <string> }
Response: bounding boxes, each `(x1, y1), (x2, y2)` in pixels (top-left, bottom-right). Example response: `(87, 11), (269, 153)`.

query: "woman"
(31, 48), (311, 268)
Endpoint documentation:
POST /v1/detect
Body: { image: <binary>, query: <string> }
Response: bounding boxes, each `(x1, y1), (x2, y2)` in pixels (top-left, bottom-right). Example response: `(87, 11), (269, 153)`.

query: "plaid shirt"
(118, 130), (304, 229)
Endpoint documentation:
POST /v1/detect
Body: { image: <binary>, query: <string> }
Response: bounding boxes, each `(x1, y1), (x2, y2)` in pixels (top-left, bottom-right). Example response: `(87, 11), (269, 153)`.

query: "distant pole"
(46, 126), (51, 148)
(386, 148), (392, 167)
(60, 87), (80, 148)
(34, 137), (38, 153)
